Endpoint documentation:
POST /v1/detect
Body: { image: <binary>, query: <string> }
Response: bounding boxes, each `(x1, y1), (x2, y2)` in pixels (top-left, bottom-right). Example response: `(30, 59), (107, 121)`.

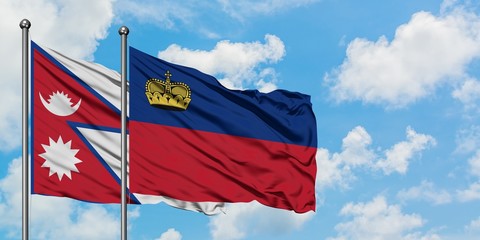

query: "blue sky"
(2, 0), (480, 239)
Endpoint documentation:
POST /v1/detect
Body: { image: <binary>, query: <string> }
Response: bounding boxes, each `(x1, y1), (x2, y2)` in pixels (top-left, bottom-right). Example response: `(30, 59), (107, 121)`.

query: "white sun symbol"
(39, 136), (83, 181)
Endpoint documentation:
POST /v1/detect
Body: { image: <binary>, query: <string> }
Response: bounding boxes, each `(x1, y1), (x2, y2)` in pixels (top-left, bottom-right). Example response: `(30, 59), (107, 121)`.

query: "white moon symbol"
(39, 92), (82, 116)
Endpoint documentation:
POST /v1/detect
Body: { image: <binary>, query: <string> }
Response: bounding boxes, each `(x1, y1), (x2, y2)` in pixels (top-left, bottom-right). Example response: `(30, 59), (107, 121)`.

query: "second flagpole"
(119, 26), (129, 240)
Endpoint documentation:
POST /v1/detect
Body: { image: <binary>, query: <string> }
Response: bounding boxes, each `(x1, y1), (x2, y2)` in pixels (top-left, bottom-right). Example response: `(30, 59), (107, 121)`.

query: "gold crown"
(145, 71), (191, 110)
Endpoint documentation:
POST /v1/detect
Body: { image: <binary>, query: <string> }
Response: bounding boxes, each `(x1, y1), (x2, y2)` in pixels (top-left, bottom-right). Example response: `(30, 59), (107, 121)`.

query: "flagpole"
(119, 25), (129, 240)
(20, 19), (31, 240)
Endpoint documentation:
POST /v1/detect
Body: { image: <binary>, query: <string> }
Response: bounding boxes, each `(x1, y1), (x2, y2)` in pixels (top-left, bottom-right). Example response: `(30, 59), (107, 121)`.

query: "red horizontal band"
(130, 121), (317, 213)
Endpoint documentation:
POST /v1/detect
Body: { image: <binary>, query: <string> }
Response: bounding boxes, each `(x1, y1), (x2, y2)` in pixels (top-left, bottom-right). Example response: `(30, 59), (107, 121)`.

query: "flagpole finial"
(19, 19), (31, 29)
(118, 26), (129, 36)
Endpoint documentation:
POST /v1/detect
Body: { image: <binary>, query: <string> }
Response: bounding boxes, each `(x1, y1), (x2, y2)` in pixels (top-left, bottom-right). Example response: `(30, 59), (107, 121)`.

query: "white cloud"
(51, 205), (118, 240)
(315, 148), (353, 191)
(396, 180), (452, 205)
(456, 141), (480, 202)
(326, 7), (480, 108)
(117, 0), (319, 28)
(316, 126), (436, 191)
(0, 158), (24, 235)
(316, 126), (375, 190)
(115, 0), (194, 29)
(465, 216), (480, 233)
(0, 0), (115, 150)
(403, 232), (442, 240)
(455, 125), (480, 154)
(468, 150), (480, 177)
(339, 126), (376, 167)
(0, 158), (119, 239)
(158, 34), (285, 92)
(457, 182), (480, 202)
(440, 0), (460, 13)
(452, 78), (480, 111)
(4, 0), (114, 60)
(375, 127), (436, 175)
(128, 206), (141, 219)
(209, 201), (314, 240)
(155, 228), (182, 240)
(217, 0), (319, 21)
(434, 216), (480, 240)
(328, 196), (430, 240)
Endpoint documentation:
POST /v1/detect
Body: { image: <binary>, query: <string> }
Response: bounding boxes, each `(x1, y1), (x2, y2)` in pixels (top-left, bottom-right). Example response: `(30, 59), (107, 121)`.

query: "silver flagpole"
(20, 19), (31, 240)
(119, 26), (129, 240)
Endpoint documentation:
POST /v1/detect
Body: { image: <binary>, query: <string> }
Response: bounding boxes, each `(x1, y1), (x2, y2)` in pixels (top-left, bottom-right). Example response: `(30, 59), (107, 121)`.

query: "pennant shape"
(129, 47), (318, 213)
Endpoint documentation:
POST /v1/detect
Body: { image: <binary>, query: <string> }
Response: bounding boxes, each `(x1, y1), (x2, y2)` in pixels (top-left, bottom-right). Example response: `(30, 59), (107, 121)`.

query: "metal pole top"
(118, 26), (129, 36)
(19, 19), (31, 29)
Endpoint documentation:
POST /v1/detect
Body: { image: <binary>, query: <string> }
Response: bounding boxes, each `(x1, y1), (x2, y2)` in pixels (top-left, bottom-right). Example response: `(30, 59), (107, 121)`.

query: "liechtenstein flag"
(129, 47), (318, 213)
(31, 42), (224, 214)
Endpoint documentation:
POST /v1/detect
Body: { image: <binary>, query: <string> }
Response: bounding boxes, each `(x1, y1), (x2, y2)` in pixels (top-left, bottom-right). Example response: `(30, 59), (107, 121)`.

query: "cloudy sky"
(2, 0), (480, 239)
